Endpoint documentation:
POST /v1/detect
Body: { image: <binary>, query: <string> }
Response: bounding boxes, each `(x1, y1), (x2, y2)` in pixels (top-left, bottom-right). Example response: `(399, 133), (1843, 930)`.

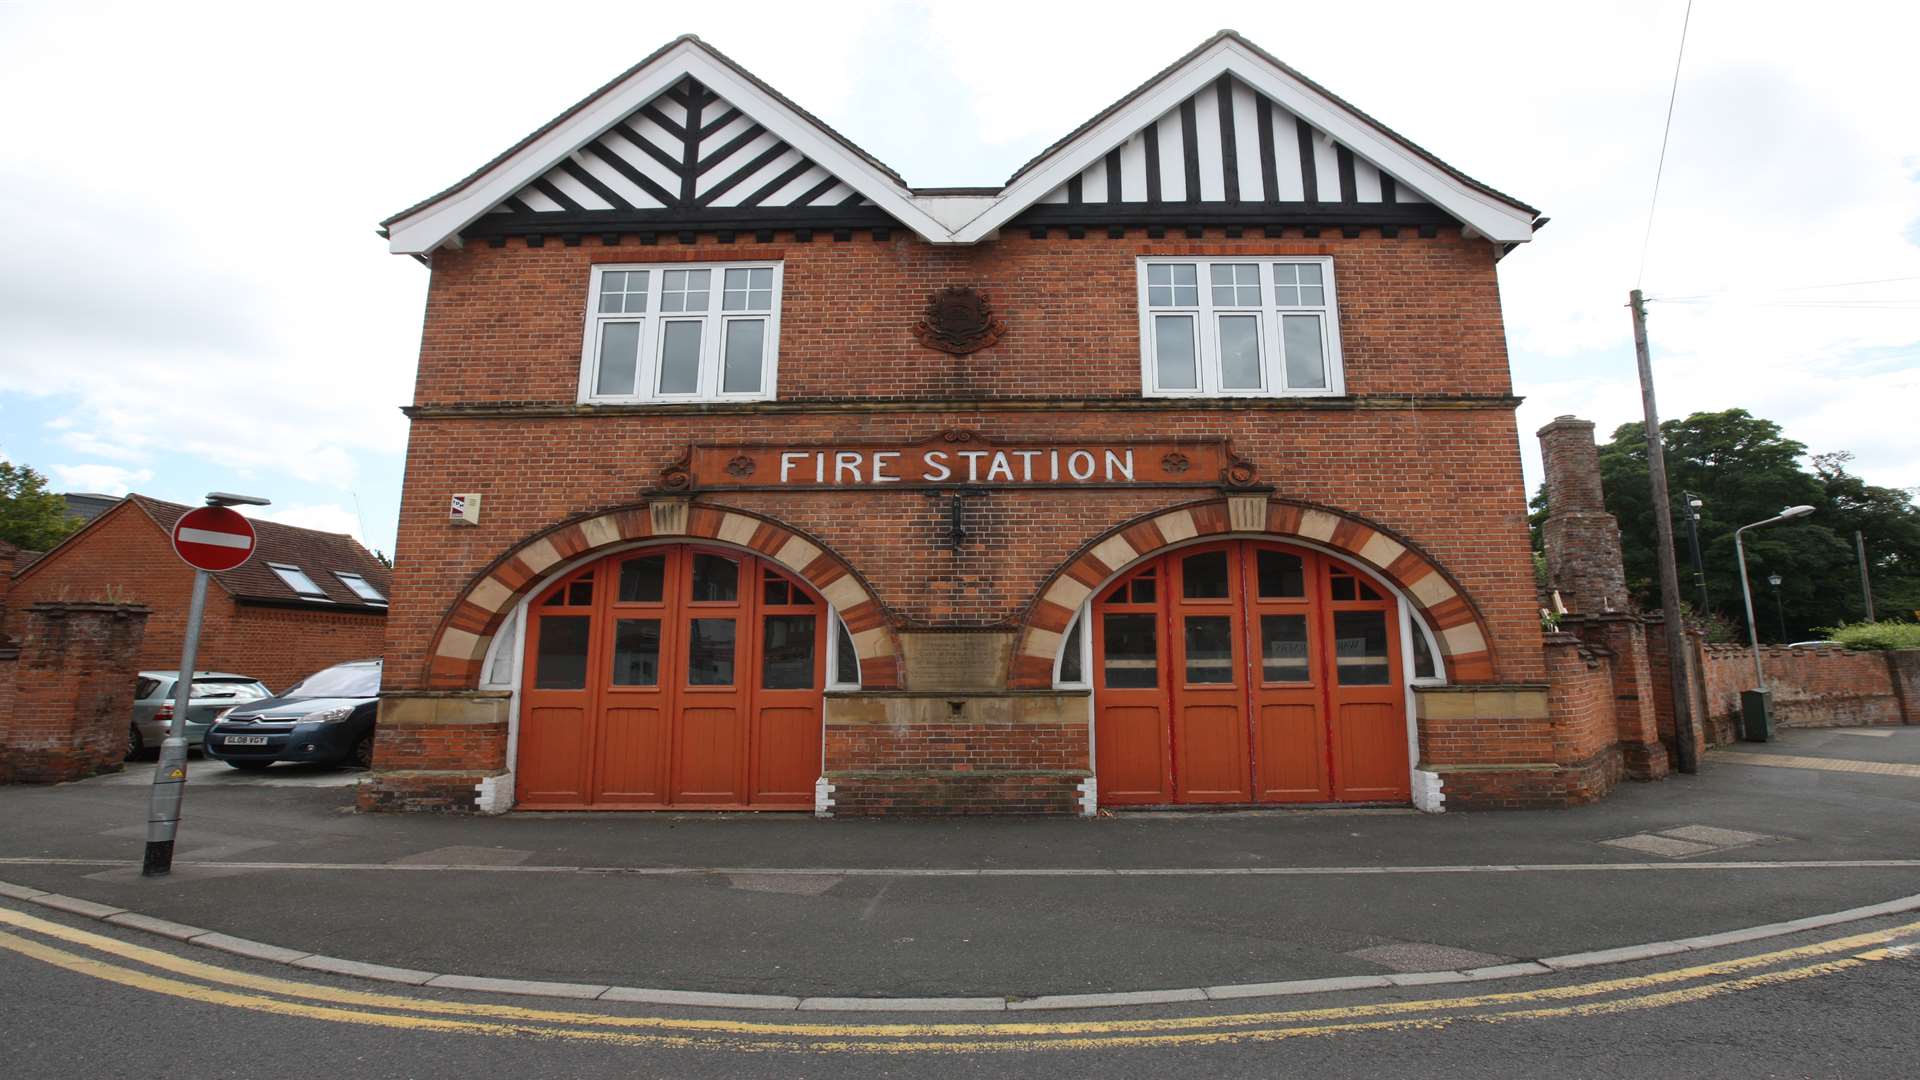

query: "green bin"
(1740, 688), (1773, 742)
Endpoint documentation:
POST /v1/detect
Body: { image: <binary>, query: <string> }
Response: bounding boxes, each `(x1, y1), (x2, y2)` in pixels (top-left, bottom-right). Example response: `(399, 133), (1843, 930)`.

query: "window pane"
(835, 617), (859, 686)
(762, 614), (816, 689)
(722, 267), (773, 312)
(1184, 615), (1234, 683)
(271, 564), (325, 597)
(533, 616), (591, 690)
(1282, 314), (1327, 389)
(618, 555), (665, 603)
(567, 577), (593, 606)
(1130, 575), (1156, 604)
(1059, 616), (1085, 684)
(595, 321), (641, 396)
(611, 619), (661, 686)
(687, 618), (736, 685)
(601, 269), (648, 314)
(1102, 613), (1158, 689)
(1298, 263), (1323, 285)
(1411, 621), (1437, 679)
(1330, 573), (1357, 602)
(1211, 263), (1258, 306)
(1154, 314), (1197, 390)
(1334, 610), (1391, 686)
(1148, 264), (1171, 285)
(661, 268), (710, 312)
(1182, 550), (1230, 599)
(1217, 314), (1262, 389)
(657, 321), (702, 394)
(763, 574), (791, 606)
(1257, 550), (1306, 598)
(1261, 614), (1310, 682)
(690, 553), (738, 601)
(722, 319), (765, 393)
(1300, 285), (1325, 306)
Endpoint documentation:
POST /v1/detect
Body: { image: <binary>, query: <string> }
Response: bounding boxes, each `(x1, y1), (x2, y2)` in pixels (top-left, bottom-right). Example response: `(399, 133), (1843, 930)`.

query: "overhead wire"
(1634, 0), (1696, 288)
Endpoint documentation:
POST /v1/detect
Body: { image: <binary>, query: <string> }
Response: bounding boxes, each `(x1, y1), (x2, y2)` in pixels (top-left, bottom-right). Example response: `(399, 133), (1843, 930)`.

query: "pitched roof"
(127, 496), (392, 609)
(382, 31), (1539, 254)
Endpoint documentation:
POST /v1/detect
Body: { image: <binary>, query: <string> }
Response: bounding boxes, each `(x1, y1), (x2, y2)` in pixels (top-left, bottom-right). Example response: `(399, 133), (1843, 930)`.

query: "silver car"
(128, 671), (272, 757)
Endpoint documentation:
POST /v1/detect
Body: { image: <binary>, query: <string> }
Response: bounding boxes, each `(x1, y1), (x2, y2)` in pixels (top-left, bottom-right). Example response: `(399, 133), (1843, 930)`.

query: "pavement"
(1, 725), (1917, 1004)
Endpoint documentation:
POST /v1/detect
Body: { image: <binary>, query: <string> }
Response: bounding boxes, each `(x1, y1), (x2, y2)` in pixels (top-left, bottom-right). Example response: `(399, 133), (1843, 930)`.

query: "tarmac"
(2, 725), (1916, 1005)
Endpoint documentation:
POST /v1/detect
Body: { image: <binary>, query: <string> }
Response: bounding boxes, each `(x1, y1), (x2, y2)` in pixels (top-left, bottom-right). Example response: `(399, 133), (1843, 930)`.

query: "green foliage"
(0, 462), (82, 552)
(1823, 621), (1920, 651)
(1534, 409), (1920, 644)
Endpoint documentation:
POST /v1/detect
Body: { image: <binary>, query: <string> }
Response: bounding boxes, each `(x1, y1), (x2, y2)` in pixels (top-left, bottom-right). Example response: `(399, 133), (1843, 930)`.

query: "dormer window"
(1137, 257), (1343, 398)
(580, 262), (783, 404)
(333, 571), (387, 606)
(269, 563), (329, 600)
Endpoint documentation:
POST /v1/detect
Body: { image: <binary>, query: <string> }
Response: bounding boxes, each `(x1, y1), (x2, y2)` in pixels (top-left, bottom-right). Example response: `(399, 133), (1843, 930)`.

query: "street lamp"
(1767, 573), (1785, 643)
(1734, 505), (1814, 740)
(1681, 492), (1709, 616)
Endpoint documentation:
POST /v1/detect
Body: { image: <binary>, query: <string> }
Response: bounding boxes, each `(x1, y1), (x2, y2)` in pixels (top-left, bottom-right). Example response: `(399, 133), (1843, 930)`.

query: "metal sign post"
(142, 493), (269, 878)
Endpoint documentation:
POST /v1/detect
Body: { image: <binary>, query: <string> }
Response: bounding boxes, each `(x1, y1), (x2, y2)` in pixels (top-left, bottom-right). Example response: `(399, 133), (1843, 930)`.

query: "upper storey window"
(1137, 257), (1343, 398)
(580, 262), (782, 403)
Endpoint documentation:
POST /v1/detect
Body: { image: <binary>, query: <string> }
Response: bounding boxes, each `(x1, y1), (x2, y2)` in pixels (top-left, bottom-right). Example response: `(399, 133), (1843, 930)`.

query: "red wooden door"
(1091, 562), (1171, 804)
(1323, 563), (1410, 801)
(1245, 546), (1333, 802)
(1091, 540), (1409, 807)
(516, 544), (824, 810)
(1169, 545), (1251, 803)
(519, 565), (600, 806)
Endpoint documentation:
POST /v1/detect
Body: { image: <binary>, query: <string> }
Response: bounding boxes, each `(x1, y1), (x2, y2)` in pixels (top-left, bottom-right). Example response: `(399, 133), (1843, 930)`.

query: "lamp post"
(1734, 505), (1814, 741)
(1767, 573), (1785, 643)
(1681, 492), (1709, 616)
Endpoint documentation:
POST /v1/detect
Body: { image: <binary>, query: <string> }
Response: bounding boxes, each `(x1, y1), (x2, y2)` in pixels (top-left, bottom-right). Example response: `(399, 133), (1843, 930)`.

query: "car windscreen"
(283, 664), (381, 699)
(191, 679), (268, 701)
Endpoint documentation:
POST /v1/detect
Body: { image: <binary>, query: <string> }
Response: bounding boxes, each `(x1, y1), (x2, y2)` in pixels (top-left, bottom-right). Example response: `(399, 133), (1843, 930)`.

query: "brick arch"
(423, 501), (902, 690)
(1008, 495), (1497, 689)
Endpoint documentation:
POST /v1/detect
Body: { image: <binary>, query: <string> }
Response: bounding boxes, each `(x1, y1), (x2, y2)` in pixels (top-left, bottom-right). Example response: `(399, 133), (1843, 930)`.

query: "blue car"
(203, 659), (381, 771)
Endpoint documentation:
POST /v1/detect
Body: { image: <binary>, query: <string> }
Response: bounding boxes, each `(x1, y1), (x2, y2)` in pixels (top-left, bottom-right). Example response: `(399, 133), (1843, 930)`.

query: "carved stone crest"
(913, 287), (1007, 356)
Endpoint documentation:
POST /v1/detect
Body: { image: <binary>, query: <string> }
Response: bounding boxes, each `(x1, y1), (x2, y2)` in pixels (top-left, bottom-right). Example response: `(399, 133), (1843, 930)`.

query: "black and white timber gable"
(472, 74), (886, 241)
(382, 32), (1538, 254)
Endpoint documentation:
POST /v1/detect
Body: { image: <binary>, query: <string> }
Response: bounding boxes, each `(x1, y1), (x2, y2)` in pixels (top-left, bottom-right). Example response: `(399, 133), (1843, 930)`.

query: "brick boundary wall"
(1699, 644), (1916, 732)
(0, 602), (150, 783)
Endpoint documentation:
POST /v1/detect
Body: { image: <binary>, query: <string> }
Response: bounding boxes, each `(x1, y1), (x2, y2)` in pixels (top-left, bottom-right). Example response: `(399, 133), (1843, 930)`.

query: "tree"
(1534, 410), (1920, 642)
(0, 462), (82, 552)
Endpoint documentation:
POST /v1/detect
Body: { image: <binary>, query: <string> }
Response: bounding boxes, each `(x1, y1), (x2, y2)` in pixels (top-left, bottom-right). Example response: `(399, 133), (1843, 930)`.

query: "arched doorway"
(517, 543), (828, 809)
(1091, 539), (1409, 805)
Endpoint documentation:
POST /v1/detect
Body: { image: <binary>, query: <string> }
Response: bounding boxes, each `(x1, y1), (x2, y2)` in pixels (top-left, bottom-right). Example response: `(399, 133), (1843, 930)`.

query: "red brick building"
(4, 496), (390, 693)
(365, 32), (1666, 815)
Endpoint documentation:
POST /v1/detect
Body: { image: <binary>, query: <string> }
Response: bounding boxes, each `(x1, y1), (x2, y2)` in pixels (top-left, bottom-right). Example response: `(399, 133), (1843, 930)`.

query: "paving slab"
(1660, 825), (1773, 847)
(1599, 834), (1718, 858)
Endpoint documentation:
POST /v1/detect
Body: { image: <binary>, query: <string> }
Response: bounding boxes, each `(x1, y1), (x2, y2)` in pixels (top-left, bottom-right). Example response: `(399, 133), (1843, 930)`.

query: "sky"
(2, 0), (1916, 557)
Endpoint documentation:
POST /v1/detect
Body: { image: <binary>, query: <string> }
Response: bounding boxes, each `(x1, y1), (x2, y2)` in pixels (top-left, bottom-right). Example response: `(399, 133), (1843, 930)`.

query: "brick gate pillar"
(0, 602), (151, 783)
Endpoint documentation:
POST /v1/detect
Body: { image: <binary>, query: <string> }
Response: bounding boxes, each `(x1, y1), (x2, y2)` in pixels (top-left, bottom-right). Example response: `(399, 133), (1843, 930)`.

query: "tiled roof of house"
(127, 496), (392, 610)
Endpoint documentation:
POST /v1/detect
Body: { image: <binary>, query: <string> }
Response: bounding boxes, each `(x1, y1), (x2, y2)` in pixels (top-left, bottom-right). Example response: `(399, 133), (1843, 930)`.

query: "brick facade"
(0, 602), (150, 783)
(4, 500), (385, 693)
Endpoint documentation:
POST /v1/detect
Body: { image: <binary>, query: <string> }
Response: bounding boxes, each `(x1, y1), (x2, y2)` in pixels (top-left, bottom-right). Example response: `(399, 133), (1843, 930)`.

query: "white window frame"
(1052, 604), (1093, 689)
(331, 570), (387, 606)
(268, 563), (330, 601)
(826, 609), (862, 690)
(578, 261), (784, 404)
(1136, 256), (1344, 398)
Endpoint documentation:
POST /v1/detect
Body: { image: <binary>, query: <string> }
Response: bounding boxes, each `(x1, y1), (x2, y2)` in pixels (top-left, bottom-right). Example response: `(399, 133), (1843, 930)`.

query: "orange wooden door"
(1322, 563), (1410, 801)
(592, 550), (673, 805)
(518, 565), (600, 807)
(670, 548), (751, 805)
(1169, 545), (1252, 803)
(1091, 562), (1172, 804)
(1245, 545), (1333, 802)
(750, 564), (826, 807)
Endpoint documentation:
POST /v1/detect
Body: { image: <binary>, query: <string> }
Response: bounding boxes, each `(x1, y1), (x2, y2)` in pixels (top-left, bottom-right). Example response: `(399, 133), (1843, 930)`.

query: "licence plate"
(224, 735), (270, 746)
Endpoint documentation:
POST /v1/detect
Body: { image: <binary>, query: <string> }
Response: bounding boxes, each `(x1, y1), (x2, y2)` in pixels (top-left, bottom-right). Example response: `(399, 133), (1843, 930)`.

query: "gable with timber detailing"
(1029, 73), (1433, 219)
(480, 74), (875, 229)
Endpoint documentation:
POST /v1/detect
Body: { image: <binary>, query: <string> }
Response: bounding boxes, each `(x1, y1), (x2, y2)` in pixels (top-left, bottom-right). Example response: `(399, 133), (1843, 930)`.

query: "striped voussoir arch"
(1008, 495), (1495, 689)
(424, 502), (901, 690)
(488, 75), (871, 219)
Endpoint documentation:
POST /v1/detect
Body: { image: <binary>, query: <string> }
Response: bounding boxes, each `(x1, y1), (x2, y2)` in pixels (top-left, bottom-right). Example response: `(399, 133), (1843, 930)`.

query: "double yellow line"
(1, 904), (1913, 1054)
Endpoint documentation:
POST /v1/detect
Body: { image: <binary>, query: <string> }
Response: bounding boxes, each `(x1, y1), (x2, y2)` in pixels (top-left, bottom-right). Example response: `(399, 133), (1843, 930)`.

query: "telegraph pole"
(1629, 290), (1698, 773)
(1854, 531), (1876, 622)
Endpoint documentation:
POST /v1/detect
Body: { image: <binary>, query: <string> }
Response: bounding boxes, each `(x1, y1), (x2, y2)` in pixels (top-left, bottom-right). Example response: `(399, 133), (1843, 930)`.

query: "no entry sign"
(171, 506), (258, 572)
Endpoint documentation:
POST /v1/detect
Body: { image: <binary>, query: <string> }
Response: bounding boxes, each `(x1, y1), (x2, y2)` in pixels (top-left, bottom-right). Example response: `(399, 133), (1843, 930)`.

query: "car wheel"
(226, 760), (272, 771)
(126, 723), (143, 760)
(352, 733), (375, 769)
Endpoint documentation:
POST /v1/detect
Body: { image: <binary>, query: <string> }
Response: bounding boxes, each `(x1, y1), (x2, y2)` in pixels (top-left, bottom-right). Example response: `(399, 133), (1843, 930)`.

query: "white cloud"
(247, 502), (368, 546)
(47, 463), (153, 497)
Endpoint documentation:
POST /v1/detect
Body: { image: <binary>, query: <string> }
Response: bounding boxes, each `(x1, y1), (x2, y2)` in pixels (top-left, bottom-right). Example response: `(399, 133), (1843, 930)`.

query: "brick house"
(4, 495), (390, 693)
(364, 31), (1668, 815)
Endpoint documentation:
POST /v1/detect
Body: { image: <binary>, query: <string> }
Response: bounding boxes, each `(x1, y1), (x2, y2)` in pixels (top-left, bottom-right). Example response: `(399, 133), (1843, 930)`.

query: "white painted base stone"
(1411, 769), (1446, 813)
(813, 776), (835, 818)
(1076, 777), (1098, 817)
(474, 772), (515, 815)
